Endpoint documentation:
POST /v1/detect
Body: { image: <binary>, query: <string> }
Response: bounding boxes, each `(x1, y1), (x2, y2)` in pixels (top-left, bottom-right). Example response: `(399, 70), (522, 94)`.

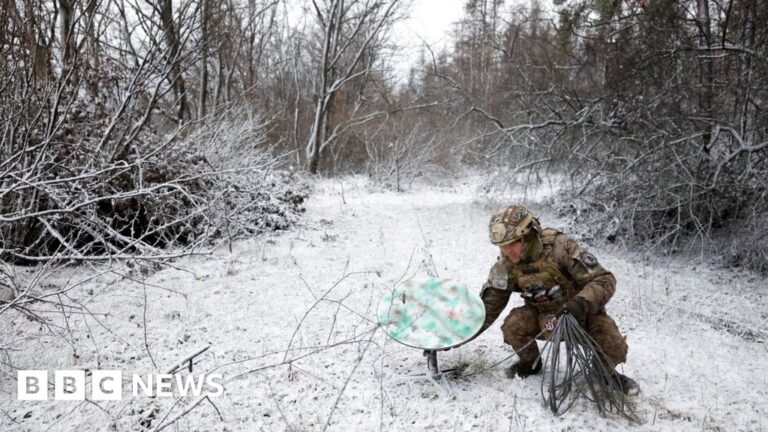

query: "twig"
(282, 270), (375, 363)
(165, 345), (212, 375)
(336, 178), (347, 204)
(267, 378), (294, 431)
(226, 327), (379, 383)
(322, 327), (378, 432)
(142, 277), (158, 369)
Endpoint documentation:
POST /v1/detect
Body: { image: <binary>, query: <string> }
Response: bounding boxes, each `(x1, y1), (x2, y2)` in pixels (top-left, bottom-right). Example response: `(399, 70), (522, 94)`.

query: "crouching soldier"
(479, 204), (640, 395)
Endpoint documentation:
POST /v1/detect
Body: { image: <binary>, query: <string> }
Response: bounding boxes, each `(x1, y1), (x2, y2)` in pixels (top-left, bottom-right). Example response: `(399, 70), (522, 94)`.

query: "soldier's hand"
(559, 297), (588, 328)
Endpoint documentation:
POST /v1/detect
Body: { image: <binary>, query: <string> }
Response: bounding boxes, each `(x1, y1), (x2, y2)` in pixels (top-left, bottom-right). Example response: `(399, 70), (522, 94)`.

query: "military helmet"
(488, 205), (541, 246)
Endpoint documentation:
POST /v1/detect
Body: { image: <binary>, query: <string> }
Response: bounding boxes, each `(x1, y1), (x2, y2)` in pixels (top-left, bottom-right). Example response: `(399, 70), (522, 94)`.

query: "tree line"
(1, 0), (766, 272)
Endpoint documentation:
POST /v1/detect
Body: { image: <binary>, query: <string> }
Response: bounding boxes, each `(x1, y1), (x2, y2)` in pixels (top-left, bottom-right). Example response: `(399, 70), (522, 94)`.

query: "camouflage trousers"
(500, 304), (628, 368)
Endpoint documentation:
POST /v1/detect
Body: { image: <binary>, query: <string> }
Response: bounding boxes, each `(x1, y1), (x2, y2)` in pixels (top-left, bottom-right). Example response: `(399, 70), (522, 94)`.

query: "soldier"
(480, 204), (640, 395)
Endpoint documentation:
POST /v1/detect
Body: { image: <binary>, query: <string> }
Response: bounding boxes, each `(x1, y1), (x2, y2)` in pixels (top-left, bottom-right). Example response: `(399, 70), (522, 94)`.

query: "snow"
(1, 174), (767, 431)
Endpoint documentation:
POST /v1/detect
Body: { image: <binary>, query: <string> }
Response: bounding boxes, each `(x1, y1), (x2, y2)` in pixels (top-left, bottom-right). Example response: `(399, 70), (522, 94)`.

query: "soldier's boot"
(613, 373), (641, 396)
(505, 360), (542, 379)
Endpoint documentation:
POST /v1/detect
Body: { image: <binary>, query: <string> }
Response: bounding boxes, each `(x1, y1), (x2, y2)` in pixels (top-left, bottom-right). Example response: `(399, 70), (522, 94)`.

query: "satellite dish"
(378, 278), (485, 393)
(377, 277), (485, 350)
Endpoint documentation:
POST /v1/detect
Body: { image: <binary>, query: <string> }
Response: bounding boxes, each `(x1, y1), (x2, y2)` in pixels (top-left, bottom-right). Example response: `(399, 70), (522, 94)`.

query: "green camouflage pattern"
(377, 278), (486, 350)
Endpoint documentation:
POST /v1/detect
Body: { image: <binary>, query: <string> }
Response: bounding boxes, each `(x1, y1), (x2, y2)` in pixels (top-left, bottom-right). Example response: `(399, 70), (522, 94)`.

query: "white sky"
(400, 0), (466, 48)
(282, 0), (466, 80)
(390, 0), (467, 80)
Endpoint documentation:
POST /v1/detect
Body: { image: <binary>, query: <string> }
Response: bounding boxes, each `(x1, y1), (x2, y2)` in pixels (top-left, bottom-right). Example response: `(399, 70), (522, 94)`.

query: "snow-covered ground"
(2, 175), (767, 431)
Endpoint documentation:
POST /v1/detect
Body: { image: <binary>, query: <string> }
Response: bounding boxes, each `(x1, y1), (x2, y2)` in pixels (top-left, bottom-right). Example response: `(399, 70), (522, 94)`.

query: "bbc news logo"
(18, 370), (223, 401)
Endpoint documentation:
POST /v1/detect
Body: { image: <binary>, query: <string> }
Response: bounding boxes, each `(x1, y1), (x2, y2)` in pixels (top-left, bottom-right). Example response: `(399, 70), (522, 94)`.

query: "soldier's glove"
(559, 297), (589, 328)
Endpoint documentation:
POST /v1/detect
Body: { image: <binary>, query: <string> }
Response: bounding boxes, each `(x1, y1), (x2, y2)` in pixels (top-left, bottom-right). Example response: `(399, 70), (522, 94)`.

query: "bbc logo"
(18, 370), (122, 401)
(18, 370), (224, 400)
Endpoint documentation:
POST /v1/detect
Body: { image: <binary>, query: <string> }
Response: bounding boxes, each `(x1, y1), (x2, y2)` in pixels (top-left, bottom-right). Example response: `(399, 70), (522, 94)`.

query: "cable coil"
(539, 312), (640, 422)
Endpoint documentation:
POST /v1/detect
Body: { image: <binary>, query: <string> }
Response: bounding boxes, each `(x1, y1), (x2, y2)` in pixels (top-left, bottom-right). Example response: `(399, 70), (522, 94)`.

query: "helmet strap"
(521, 231), (542, 262)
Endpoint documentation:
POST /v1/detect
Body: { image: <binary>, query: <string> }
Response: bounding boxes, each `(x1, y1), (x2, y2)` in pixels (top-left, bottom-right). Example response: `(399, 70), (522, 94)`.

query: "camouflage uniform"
(481, 206), (629, 370)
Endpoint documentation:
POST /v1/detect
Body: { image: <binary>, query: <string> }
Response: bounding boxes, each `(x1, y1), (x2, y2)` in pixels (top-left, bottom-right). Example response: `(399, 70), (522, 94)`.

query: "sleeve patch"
(581, 251), (599, 267)
(489, 260), (509, 290)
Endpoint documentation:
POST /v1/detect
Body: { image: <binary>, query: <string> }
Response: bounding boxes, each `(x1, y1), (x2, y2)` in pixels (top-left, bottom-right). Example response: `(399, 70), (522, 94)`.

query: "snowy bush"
(548, 134), (768, 274)
(187, 112), (310, 238)
(0, 97), (308, 262)
(364, 120), (447, 190)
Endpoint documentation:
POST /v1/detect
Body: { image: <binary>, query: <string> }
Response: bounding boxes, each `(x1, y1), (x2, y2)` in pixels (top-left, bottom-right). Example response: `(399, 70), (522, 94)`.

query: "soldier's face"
(500, 239), (525, 263)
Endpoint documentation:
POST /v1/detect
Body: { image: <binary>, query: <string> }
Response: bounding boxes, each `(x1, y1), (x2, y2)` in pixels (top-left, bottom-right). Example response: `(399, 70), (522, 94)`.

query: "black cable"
(539, 313), (640, 422)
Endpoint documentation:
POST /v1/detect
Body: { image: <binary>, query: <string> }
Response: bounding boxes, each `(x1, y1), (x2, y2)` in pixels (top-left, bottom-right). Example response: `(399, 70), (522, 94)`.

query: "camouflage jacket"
(479, 229), (616, 332)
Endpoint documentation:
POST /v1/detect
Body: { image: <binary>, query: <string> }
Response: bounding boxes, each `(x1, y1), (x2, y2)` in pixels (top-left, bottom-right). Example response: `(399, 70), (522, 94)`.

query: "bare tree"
(155, 0), (192, 122)
(305, 0), (402, 174)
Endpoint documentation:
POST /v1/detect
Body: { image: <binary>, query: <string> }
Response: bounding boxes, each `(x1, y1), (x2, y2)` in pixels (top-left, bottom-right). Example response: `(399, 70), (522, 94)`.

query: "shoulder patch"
(580, 251), (598, 267)
(489, 260), (510, 290)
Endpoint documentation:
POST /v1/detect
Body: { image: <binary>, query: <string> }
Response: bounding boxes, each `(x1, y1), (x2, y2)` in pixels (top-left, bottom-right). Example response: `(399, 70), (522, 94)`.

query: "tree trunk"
(23, 1), (52, 81)
(696, 0), (713, 147)
(58, 0), (76, 67)
(159, 0), (188, 122)
(307, 0), (341, 175)
(198, 0), (209, 119)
